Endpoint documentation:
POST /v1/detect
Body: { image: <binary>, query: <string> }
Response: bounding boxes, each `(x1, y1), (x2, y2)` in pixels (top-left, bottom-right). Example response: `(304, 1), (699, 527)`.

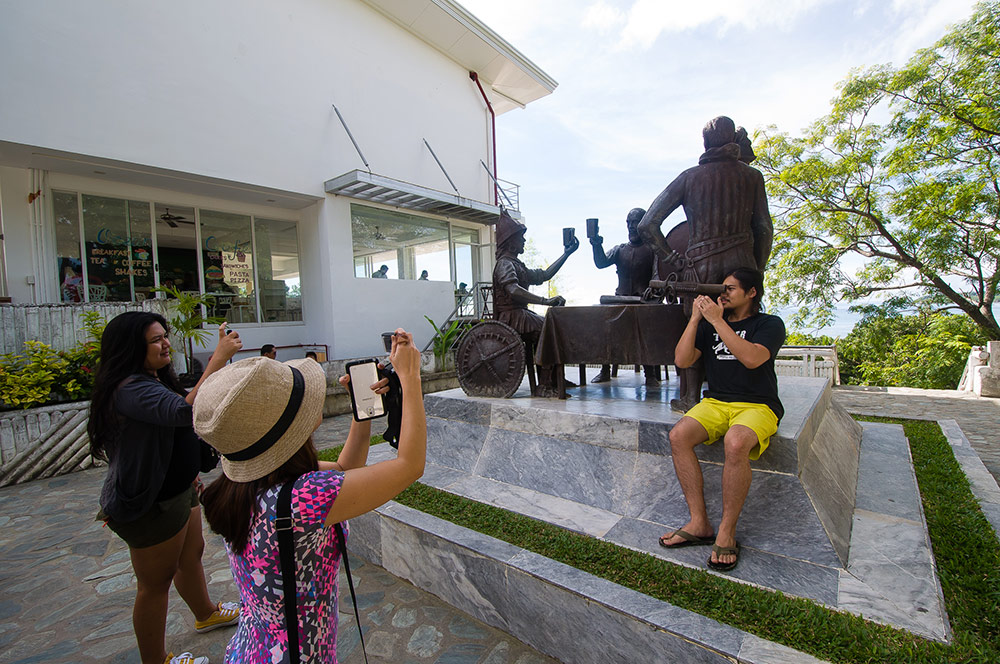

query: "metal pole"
(481, 160), (514, 209)
(423, 139), (460, 195)
(332, 104), (371, 171)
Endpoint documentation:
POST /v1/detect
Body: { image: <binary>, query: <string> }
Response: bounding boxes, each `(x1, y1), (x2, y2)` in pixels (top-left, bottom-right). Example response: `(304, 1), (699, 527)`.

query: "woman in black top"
(90, 312), (243, 664)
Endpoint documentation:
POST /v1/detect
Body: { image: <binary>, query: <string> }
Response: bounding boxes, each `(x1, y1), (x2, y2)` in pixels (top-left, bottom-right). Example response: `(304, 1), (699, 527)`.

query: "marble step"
(359, 392), (947, 642)
(351, 500), (831, 664)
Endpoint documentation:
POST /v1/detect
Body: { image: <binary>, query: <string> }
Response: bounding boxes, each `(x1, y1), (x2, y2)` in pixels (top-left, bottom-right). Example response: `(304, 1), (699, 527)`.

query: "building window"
(350, 203), (483, 284)
(51, 190), (302, 324)
(254, 218), (302, 322)
(200, 209), (256, 323)
(54, 191), (83, 302)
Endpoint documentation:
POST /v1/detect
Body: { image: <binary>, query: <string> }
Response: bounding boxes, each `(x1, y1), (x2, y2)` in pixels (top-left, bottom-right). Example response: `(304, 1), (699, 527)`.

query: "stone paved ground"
(832, 386), (1000, 485)
(2, 389), (997, 664)
(0, 422), (557, 664)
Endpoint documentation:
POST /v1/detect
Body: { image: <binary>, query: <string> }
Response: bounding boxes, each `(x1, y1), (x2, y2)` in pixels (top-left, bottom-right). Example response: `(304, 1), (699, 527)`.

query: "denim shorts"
(104, 484), (199, 549)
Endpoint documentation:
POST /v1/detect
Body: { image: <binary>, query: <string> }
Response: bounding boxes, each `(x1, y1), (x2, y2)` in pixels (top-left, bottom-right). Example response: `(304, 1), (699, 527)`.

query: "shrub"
(0, 311), (105, 409)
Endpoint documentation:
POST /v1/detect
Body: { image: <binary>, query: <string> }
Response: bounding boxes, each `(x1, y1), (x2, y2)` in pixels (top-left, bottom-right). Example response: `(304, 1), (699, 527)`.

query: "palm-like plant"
(152, 285), (224, 377)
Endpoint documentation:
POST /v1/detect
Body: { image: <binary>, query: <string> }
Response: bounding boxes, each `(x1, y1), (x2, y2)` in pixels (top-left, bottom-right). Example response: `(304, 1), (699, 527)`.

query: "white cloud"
(613, 0), (832, 49)
(885, 0), (977, 65)
(582, 2), (627, 33)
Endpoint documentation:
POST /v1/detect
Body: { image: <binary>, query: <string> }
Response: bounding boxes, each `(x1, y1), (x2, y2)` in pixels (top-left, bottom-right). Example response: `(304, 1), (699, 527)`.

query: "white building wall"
(0, 0), (505, 360)
(0, 0), (493, 201)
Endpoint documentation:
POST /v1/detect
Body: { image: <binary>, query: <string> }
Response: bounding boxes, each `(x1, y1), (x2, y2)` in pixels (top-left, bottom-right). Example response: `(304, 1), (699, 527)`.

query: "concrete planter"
(0, 400), (97, 486)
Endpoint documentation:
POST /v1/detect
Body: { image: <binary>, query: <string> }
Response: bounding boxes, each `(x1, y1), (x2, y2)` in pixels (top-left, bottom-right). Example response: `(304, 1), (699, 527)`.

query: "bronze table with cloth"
(534, 304), (688, 398)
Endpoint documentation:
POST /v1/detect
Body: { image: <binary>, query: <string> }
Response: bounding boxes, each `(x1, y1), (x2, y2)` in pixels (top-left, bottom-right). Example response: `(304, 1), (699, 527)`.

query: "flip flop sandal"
(658, 529), (715, 548)
(707, 542), (740, 571)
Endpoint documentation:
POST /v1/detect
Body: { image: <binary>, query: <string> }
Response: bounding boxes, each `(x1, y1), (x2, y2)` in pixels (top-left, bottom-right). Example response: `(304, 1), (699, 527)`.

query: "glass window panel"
(154, 204), (199, 300)
(200, 209), (255, 323)
(82, 195), (132, 301)
(351, 204), (449, 280)
(254, 217), (302, 322)
(53, 191), (82, 302)
(128, 202), (154, 301)
(452, 226), (478, 290)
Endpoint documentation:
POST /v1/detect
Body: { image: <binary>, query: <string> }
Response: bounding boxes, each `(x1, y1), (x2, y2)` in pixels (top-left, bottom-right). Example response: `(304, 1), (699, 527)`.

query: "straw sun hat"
(194, 356), (326, 482)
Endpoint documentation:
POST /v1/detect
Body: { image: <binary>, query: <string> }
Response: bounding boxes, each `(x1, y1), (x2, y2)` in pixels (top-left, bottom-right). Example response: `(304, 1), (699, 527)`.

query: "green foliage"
(395, 417), (1000, 662)
(785, 331), (836, 346)
(838, 305), (988, 388)
(424, 315), (471, 364)
(755, 1), (1000, 339)
(0, 311), (105, 409)
(152, 285), (224, 370)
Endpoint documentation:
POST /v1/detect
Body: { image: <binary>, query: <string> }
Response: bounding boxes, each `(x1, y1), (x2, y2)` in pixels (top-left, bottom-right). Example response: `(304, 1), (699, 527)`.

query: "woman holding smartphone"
(197, 328), (426, 663)
(90, 313), (244, 664)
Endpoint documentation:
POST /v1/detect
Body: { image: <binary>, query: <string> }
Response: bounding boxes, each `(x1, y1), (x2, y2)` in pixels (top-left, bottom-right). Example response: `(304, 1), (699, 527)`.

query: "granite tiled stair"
(356, 375), (949, 646)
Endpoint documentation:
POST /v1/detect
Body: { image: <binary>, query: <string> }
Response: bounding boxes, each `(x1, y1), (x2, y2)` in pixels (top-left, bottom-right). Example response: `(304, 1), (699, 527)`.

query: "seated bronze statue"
(493, 209), (578, 397)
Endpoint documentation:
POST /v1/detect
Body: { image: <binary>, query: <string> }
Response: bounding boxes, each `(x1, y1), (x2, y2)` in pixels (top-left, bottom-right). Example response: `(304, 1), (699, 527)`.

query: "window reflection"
(254, 218), (302, 322)
(201, 209), (255, 323)
(154, 204), (199, 297)
(350, 204), (482, 285)
(54, 191), (82, 302)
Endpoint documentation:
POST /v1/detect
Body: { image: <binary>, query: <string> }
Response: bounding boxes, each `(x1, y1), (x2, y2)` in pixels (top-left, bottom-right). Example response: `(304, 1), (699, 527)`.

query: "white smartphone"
(345, 359), (386, 421)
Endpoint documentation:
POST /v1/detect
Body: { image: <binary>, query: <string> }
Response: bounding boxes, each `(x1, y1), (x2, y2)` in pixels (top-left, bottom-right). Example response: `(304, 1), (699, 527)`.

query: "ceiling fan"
(159, 208), (194, 228)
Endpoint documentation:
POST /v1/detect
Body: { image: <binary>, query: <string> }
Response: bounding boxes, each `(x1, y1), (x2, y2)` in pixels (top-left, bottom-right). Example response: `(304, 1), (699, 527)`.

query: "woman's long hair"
(201, 440), (320, 554)
(88, 311), (185, 462)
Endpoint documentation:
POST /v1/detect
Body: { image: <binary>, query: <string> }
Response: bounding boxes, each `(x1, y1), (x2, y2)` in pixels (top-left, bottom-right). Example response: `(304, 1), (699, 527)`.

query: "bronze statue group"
(492, 115), (784, 572)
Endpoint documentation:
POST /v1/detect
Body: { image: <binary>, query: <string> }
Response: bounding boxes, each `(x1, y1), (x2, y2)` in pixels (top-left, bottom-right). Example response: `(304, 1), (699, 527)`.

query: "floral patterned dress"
(225, 470), (346, 663)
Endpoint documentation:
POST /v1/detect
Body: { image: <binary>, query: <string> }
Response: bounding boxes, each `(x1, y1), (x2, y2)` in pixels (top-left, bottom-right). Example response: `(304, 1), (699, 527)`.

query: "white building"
(0, 0), (555, 361)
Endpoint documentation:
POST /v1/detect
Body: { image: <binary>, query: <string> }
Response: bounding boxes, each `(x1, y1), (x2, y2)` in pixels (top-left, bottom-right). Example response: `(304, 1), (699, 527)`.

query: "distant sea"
(775, 307), (863, 340)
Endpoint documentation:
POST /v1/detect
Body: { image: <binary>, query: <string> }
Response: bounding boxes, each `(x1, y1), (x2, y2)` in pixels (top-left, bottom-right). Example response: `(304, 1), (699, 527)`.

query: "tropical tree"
(755, 1), (1000, 339)
(837, 302), (988, 389)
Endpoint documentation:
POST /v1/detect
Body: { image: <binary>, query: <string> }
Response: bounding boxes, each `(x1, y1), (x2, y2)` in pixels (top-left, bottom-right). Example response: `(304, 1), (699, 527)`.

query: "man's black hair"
(260, 343), (276, 356)
(725, 267), (764, 314)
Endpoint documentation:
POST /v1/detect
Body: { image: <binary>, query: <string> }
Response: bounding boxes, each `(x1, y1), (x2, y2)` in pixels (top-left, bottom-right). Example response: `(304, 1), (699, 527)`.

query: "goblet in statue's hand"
(547, 295), (566, 307)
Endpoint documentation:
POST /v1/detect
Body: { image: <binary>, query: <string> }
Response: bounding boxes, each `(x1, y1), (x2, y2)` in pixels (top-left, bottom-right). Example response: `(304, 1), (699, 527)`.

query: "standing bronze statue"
(638, 117), (773, 411)
(493, 209), (578, 397)
(590, 208), (662, 386)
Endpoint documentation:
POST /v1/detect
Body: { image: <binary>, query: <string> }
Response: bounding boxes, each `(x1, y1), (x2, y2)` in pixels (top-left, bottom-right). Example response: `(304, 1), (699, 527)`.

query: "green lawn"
(318, 419), (1000, 663)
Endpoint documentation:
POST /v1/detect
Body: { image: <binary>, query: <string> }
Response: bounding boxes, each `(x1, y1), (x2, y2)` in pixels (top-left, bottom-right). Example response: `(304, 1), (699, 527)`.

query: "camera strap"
(277, 476), (368, 664)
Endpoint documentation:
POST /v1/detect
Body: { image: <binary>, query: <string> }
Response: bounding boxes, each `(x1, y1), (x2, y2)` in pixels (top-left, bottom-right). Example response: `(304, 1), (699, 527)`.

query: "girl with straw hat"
(196, 329), (426, 662)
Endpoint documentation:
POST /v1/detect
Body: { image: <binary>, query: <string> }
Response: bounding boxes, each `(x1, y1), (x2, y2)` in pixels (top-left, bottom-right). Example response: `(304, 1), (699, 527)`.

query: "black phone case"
(345, 359), (386, 421)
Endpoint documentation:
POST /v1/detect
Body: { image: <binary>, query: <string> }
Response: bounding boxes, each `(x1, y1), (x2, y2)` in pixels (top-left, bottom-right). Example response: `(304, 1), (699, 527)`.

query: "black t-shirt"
(695, 313), (786, 420)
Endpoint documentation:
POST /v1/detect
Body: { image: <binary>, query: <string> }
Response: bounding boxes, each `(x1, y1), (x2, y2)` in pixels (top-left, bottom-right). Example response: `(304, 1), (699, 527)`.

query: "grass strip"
(381, 419), (999, 663)
(858, 417), (1000, 659)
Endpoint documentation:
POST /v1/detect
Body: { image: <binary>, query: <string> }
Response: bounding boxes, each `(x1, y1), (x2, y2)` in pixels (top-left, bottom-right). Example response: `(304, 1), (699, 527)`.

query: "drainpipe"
(469, 71), (498, 206)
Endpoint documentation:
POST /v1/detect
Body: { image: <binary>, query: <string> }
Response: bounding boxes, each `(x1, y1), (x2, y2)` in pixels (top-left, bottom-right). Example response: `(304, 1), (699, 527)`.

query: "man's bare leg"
(660, 416), (714, 545)
(711, 425), (758, 566)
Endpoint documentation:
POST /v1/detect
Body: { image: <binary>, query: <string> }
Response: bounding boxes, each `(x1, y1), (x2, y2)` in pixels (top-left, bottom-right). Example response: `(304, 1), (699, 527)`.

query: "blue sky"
(459, 0), (978, 333)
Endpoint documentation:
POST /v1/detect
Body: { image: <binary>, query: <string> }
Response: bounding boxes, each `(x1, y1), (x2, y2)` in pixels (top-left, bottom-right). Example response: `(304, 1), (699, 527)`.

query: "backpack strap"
(276, 479), (300, 664)
(335, 522), (369, 664)
(276, 477), (369, 664)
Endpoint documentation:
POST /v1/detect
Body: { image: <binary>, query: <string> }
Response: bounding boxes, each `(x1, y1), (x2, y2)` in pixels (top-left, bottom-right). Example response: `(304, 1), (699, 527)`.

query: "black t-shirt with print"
(695, 312), (786, 420)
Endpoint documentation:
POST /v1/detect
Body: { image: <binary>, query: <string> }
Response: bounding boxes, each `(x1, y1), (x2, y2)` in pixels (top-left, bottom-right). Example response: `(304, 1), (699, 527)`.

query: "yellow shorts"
(686, 398), (778, 460)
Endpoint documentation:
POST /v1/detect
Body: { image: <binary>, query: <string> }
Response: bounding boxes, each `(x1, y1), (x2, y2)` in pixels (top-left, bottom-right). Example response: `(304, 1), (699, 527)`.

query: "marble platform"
(352, 370), (950, 662)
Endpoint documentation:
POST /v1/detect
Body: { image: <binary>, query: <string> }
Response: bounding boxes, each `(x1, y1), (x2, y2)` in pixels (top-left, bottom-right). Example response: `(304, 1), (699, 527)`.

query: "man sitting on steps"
(657, 267), (785, 572)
